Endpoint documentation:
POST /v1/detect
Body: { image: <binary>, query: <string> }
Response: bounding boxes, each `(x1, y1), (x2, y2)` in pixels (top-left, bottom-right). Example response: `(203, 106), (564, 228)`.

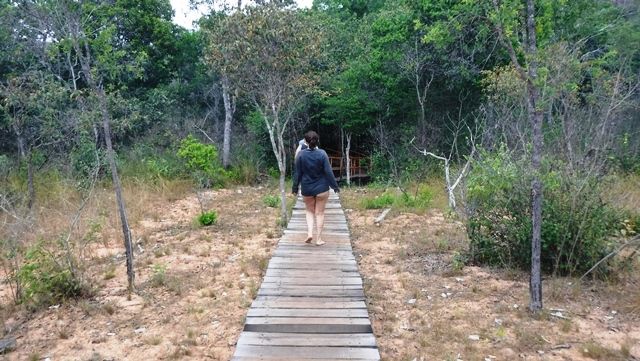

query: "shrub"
(362, 192), (395, 209)
(177, 135), (225, 187)
(465, 149), (620, 276)
(197, 210), (218, 226)
(0, 154), (12, 180)
(70, 139), (106, 182)
(149, 263), (167, 287)
(361, 185), (433, 210)
(18, 242), (86, 308)
(399, 185), (433, 208)
(262, 195), (279, 208)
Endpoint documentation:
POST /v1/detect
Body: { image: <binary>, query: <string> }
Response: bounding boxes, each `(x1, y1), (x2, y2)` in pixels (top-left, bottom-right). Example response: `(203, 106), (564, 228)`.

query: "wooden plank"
(243, 323), (373, 334)
(267, 261), (357, 267)
(254, 295), (365, 301)
(246, 308), (369, 318)
(232, 193), (379, 360)
(237, 332), (376, 347)
(265, 269), (359, 276)
(256, 290), (364, 297)
(233, 357), (379, 361)
(251, 300), (367, 309)
(260, 284), (363, 290)
(268, 259), (356, 264)
(257, 288), (364, 298)
(233, 345), (379, 359)
(284, 230), (350, 236)
(271, 252), (355, 258)
(262, 277), (362, 285)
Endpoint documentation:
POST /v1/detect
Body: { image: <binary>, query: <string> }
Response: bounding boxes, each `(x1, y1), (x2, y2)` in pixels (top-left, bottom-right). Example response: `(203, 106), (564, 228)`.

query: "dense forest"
(0, 0), (639, 359)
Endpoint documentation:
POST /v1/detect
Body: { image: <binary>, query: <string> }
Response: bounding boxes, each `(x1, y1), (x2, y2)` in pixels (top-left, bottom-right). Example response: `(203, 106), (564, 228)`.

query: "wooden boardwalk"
(231, 192), (380, 360)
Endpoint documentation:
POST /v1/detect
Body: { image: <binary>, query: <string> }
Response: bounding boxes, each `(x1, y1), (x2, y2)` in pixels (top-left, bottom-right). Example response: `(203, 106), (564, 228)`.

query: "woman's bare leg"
(302, 195), (316, 243)
(314, 191), (330, 245)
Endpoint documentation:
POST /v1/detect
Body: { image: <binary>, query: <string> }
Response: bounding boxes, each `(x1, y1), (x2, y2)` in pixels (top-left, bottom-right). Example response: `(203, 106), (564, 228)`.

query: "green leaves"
(177, 135), (224, 187)
(206, 3), (325, 107)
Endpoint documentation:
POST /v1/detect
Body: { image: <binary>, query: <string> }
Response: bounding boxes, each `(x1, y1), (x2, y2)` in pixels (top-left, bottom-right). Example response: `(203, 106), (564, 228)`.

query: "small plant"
(103, 264), (116, 280)
(144, 335), (163, 346)
(362, 193), (394, 209)
(197, 210), (217, 226)
(262, 195), (279, 208)
(450, 251), (467, 272)
(18, 242), (86, 308)
(150, 264), (167, 287)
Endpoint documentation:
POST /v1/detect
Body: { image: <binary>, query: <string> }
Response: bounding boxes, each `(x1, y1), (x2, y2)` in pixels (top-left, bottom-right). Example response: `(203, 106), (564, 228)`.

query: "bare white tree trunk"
(411, 124), (476, 211)
(345, 132), (352, 186)
(260, 103), (289, 224)
(222, 75), (235, 168)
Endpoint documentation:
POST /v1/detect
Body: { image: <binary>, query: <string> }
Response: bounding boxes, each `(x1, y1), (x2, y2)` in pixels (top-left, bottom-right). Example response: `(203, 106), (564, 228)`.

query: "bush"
(263, 195), (279, 208)
(70, 139), (106, 183)
(177, 135), (225, 187)
(362, 192), (395, 209)
(466, 149), (620, 276)
(361, 185), (433, 210)
(17, 242), (86, 308)
(197, 210), (218, 226)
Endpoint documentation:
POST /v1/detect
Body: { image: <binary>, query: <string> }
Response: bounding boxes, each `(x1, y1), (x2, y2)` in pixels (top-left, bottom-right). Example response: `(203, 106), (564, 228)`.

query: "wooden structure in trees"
(326, 150), (370, 182)
(231, 192), (380, 360)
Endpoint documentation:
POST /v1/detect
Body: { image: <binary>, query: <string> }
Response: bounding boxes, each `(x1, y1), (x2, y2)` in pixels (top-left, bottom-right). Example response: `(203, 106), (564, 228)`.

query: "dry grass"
(581, 340), (631, 360)
(1, 182), (280, 360)
(602, 173), (640, 214)
(343, 185), (640, 361)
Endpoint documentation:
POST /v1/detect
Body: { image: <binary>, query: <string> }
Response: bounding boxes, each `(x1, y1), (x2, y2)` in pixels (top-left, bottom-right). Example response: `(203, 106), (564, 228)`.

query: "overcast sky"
(170, 0), (314, 29)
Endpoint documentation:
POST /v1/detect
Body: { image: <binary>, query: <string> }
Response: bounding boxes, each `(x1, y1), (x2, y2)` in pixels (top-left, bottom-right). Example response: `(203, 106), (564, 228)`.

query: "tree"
(0, 71), (66, 210)
(208, 3), (325, 222)
(35, 0), (146, 292)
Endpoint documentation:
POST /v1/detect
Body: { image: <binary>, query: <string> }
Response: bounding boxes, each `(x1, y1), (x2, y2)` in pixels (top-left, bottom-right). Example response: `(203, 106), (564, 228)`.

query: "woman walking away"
(292, 131), (340, 246)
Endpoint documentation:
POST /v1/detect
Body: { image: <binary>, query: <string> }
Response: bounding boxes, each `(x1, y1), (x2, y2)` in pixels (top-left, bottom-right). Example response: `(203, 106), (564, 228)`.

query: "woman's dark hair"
(304, 131), (319, 149)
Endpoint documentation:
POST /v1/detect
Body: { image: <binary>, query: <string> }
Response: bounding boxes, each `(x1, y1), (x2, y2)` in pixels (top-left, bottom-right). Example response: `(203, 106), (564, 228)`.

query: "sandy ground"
(2, 185), (638, 361)
(1, 186), (281, 361)
(342, 188), (640, 361)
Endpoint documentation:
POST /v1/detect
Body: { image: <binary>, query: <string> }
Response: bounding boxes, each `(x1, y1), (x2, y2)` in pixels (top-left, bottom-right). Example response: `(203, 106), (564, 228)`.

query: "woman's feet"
(305, 236), (313, 244)
(315, 240), (325, 246)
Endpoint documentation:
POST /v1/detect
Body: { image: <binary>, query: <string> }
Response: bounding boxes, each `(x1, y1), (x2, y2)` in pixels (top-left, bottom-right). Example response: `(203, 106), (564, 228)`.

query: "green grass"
(197, 210), (217, 226)
(361, 185), (434, 211)
(262, 195), (279, 208)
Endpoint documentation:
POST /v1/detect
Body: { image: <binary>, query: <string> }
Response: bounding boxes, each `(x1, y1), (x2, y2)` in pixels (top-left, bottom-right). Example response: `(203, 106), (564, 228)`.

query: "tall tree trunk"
(222, 76), (234, 168)
(98, 86), (135, 292)
(13, 125), (35, 210)
(26, 152), (35, 210)
(345, 132), (352, 186)
(277, 129), (288, 225)
(526, 0), (543, 313)
(262, 105), (288, 225)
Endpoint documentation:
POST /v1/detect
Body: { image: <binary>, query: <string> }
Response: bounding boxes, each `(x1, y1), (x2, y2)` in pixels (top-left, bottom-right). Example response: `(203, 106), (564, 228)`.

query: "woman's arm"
(322, 151), (340, 192)
(292, 154), (303, 194)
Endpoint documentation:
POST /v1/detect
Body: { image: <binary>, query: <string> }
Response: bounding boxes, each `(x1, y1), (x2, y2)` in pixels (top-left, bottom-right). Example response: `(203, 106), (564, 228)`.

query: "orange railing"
(328, 155), (369, 181)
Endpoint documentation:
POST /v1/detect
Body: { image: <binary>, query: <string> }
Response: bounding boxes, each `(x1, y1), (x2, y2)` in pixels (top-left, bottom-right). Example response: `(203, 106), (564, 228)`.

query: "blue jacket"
(292, 148), (340, 196)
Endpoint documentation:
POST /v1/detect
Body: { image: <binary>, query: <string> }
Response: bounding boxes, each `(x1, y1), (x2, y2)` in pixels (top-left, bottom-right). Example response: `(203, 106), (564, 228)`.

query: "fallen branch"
(550, 311), (571, 320)
(374, 208), (392, 226)
(580, 235), (640, 281)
